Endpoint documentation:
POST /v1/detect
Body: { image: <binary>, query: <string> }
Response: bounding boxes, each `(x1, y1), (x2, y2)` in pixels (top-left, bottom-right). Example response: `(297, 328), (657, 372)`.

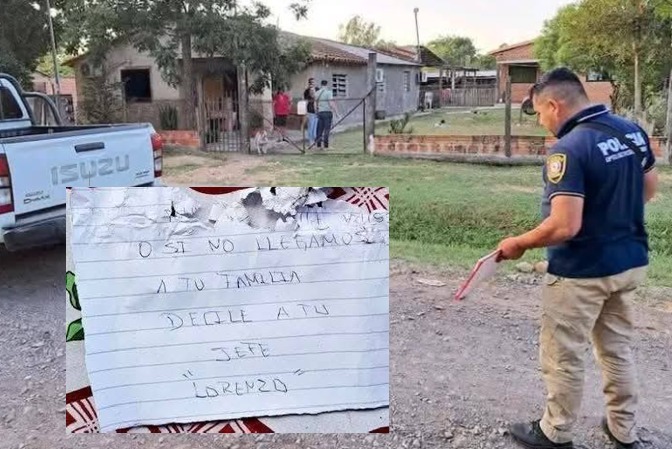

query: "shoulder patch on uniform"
(547, 153), (567, 184)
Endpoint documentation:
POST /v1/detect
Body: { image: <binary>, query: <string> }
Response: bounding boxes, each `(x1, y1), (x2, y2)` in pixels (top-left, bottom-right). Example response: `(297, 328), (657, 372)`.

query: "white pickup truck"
(0, 73), (163, 251)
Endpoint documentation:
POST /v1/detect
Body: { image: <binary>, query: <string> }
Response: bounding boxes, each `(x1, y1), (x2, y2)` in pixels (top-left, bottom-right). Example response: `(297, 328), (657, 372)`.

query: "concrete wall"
(376, 64), (420, 118)
(71, 43), (183, 128)
(124, 99), (186, 129)
(103, 44), (181, 101)
(159, 130), (200, 148)
(374, 134), (668, 163)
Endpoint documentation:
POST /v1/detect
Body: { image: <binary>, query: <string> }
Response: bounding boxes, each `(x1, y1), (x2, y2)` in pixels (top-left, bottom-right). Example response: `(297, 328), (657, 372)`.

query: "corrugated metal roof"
(316, 39), (419, 66)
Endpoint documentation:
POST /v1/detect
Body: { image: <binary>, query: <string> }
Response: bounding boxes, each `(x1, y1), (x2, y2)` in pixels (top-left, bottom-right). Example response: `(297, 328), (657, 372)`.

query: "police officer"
(496, 67), (659, 449)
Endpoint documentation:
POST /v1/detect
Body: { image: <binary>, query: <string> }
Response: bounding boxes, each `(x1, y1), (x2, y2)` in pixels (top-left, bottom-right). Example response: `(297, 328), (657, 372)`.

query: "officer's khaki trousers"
(538, 266), (647, 444)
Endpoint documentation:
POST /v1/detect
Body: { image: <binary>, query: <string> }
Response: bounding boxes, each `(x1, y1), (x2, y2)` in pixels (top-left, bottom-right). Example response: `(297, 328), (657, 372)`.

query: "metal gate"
(201, 90), (243, 152)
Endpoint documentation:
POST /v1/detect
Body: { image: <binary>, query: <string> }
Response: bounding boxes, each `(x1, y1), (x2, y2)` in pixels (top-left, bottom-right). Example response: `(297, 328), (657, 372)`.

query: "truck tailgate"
(4, 126), (155, 216)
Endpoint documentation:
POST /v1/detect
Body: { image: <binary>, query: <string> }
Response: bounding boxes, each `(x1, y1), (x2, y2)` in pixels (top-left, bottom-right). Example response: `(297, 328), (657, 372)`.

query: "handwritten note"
(68, 187), (389, 433)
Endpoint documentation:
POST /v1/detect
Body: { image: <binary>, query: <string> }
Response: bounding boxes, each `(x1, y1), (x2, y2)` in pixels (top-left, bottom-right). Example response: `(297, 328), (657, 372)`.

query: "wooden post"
(495, 65), (501, 103)
(365, 52), (377, 152)
(196, 73), (205, 150)
(504, 77), (512, 158)
(362, 96), (367, 154)
(438, 67), (444, 108)
(236, 64), (250, 154)
(665, 67), (672, 164)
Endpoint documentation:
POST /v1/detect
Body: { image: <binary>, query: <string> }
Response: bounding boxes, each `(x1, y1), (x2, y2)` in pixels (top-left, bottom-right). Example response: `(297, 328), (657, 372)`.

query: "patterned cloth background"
(65, 187), (390, 433)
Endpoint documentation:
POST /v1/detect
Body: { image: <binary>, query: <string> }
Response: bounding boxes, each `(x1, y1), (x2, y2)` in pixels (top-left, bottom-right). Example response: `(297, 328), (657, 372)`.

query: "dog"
(253, 129), (269, 155)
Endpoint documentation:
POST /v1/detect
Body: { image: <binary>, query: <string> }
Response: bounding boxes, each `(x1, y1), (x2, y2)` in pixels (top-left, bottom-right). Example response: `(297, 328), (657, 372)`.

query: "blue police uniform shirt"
(541, 104), (656, 278)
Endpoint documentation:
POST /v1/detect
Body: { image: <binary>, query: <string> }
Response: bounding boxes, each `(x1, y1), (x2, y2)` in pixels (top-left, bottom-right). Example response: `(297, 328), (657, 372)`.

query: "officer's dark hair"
(530, 67), (588, 104)
(321, 80), (328, 86)
(522, 67), (589, 115)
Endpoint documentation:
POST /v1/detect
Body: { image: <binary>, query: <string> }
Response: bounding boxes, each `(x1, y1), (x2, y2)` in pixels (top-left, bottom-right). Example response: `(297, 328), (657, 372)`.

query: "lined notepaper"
(68, 187), (389, 433)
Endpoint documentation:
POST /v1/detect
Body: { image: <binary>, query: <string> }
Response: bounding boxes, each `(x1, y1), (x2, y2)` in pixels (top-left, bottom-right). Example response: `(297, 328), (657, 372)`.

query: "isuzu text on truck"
(0, 73), (163, 251)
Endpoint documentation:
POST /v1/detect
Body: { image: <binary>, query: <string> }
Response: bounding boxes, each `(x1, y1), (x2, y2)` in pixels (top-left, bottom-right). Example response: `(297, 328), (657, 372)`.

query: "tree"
(36, 53), (75, 78)
(535, 0), (672, 116)
(653, 0), (672, 160)
(77, 72), (124, 124)
(474, 54), (497, 70)
(59, 0), (311, 129)
(338, 16), (383, 47)
(427, 35), (478, 67)
(0, 1), (57, 88)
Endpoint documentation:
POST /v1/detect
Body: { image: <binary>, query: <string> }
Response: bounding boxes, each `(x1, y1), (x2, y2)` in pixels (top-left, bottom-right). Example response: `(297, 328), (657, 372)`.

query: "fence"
(199, 93), (243, 152)
(421, 87), (498, 108)
(247, 95), (371, 155)
(443, 87), (498, 107)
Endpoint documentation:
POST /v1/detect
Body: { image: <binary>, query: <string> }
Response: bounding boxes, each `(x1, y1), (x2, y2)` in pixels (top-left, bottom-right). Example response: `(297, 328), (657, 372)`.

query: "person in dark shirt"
(497, 68), (659, 449)
(303, 78), (317, 145)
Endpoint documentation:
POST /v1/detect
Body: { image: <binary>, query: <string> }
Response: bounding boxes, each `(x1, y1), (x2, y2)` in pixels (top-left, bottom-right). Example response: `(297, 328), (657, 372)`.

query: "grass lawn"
(245, 154), (672, 287)
(329, 107), (547, 154)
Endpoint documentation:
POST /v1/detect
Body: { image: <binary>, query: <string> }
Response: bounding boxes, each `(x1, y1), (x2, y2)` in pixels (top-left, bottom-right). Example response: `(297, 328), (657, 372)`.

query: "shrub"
(388, 112), (414, 134)
(158, 105), (179, 130)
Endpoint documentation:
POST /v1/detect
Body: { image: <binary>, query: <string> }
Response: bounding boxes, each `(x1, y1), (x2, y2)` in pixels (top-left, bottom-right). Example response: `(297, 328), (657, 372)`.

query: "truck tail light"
(151, 133), (163, 178)
(0, 154), (14, 214)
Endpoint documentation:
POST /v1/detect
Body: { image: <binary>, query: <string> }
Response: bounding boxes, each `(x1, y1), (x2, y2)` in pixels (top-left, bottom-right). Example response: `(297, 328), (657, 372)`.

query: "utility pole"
(45, 0), (62, 116)
(666, 68), (672, 164)
(413, 8), (421, 63)
(414, 8), (423, 110)
(365, 52), (377, 151)
(504, 77), (512, 158)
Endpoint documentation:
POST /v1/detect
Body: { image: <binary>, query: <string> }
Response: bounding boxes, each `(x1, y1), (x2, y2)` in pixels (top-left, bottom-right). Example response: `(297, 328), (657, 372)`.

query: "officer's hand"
(497, 237), (526, 261)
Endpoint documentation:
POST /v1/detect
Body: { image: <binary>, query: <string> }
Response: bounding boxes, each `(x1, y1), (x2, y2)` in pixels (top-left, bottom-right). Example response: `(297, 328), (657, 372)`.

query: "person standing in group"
(497, 67), (658, 449)
(314, 80), (340, 150)
(303, 78), (317, 145)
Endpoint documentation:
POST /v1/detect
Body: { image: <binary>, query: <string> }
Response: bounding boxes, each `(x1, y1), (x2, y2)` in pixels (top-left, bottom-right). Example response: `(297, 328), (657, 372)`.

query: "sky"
(264, 0), (575, 53)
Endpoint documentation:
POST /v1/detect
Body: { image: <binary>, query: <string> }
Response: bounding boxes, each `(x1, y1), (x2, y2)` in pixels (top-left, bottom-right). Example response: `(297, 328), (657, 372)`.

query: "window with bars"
(403, 71), (411, 92)
(376, 68), (386, 93)
(332, 74), (348, 97)
(509, 66), (538, 84)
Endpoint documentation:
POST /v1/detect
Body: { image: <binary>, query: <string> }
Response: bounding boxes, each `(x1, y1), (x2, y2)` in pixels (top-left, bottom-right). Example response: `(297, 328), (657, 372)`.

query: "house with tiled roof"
(282, 33), (421, 126)
(64, 31), (422, 133)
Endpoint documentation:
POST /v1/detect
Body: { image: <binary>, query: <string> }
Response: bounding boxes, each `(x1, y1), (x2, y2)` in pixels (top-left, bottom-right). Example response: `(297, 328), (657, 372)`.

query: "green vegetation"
(246, 155), (672, 287)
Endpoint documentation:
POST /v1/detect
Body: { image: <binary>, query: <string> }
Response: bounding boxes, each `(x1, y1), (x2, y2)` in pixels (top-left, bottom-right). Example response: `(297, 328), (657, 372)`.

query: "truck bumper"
(2, 216), (66, 252)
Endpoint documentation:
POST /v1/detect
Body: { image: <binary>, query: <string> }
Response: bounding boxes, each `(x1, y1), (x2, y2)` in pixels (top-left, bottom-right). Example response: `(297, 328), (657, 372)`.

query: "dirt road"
(390, 262), (672, 449)
(1, 243), (670, 448)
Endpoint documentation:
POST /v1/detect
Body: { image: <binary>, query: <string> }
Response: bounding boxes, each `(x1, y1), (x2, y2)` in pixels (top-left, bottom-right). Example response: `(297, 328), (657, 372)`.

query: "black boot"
(602, 418), (642, 449)
(510, 420), (573, 449)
